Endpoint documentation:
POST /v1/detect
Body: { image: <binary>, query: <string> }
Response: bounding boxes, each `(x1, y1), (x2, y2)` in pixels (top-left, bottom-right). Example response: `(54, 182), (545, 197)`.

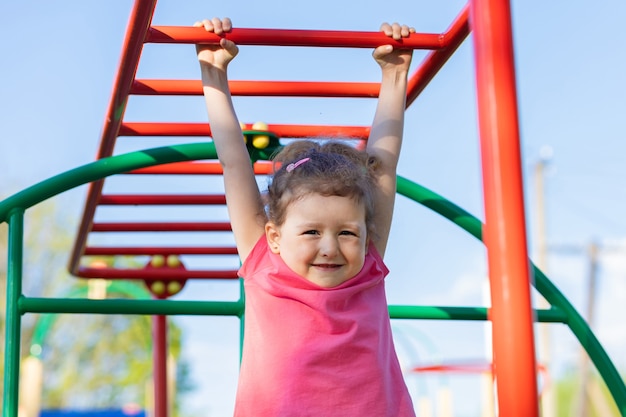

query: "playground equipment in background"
(2, 1), (625, 417)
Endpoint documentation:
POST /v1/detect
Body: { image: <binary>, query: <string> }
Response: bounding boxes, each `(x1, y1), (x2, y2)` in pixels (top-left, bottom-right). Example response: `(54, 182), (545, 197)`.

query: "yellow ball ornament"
(252, 121), (268, 130)
(252, 121), (270, 149)
(252, 135), (270, 149)
(166, 255), (181, 268)
(167, 281), (182, 295)
(150, 255), (165, 268)
(151, 281), (165, 295)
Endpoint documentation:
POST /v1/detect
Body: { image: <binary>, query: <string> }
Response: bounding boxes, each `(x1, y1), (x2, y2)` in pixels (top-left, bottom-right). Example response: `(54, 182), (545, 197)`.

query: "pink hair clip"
(285, 157), (310, 173)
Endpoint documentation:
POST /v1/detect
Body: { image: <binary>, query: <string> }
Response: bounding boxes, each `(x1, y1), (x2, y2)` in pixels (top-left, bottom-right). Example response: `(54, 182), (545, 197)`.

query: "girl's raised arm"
(196, 18), (266, 261)
(367, 22), (414, 257)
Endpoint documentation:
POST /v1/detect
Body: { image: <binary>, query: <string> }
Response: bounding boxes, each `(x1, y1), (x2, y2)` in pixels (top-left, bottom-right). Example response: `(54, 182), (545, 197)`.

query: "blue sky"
(2, 1), (626, 416)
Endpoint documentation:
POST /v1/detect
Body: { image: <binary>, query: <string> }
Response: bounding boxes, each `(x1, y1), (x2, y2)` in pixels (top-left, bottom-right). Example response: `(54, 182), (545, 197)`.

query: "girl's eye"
(303, 230), (319, 235)
(339, 230), (357, 236)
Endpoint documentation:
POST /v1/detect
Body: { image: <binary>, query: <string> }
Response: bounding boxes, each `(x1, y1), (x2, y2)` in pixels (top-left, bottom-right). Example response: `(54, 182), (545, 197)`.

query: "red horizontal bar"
(91, 222), (232, 232)
(147, 26), (444, 49)
(77, 266), (238, 280)
(119, 122), (370, 139)
(128, 161), (273, 175)
(132, 79), (380, 97)
(84, 246), (238, 256)
(99, 194), (227, 205)
(412, 363), (492, 374)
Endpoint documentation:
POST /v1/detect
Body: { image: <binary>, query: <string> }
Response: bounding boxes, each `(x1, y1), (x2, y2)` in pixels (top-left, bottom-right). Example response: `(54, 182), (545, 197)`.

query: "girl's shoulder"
(238, 236), (269, 279)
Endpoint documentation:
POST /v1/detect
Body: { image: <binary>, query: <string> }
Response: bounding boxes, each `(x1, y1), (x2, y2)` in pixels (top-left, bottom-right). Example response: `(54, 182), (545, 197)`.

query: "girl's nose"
(319, 236), (338, 257)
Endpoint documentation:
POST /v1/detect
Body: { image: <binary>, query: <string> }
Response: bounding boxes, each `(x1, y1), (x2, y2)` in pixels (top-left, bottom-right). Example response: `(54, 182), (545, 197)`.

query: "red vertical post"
(470, 0), (539, 416)
(153, 315), (168, 417)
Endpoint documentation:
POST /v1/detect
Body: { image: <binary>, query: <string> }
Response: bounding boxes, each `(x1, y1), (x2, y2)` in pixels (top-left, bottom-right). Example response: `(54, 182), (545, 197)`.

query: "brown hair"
(266, 140), (379, 237)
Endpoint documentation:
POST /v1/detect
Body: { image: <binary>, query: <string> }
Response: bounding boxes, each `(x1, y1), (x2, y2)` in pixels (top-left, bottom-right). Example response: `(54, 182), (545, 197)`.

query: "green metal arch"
(0, 143), (218, 221)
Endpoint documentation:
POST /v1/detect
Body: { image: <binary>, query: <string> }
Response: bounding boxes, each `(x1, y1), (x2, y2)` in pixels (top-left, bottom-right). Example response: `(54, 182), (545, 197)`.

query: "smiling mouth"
(312, 263), (342, 270)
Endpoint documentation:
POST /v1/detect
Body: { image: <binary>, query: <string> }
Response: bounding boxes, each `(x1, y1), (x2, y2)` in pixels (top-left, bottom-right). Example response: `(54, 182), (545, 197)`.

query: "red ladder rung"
(84, 246), (238, 256)
(119, 122), (370, 139)
(77, 266), (239, 280)
(91, 222), (232, 232)
(147, 26), (444, 49)
(99, 194), (227, 205)
(128, 161), (273, 175)
(131, 79), (380, 97)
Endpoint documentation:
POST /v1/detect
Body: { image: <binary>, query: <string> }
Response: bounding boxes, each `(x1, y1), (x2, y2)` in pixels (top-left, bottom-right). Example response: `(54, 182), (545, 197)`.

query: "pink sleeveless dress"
(234, 237), (415, 417)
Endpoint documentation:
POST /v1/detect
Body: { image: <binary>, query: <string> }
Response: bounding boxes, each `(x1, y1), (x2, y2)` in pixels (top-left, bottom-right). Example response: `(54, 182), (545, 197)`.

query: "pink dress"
(234, 237), (415, 417)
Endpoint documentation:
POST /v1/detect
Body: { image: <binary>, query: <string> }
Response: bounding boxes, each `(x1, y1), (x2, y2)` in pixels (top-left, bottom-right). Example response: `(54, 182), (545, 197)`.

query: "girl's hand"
(372, 22), (415, 72)
(194, 17), (239, 70)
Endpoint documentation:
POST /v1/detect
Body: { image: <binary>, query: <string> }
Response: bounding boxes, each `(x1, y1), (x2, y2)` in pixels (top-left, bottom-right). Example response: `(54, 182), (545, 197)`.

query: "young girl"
(195, 17), (416, 417)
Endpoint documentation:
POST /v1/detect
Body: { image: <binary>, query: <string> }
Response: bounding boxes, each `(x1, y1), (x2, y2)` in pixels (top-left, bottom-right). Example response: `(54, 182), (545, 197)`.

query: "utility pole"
(534, 147), (556, 417)
(575, 241), (599, 417)
(548, 239), (621, 416)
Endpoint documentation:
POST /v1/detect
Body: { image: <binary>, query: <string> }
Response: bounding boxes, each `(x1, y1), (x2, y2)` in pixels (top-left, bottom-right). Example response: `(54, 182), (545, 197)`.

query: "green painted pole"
(388, 305), (567, 323)
(3, 210), (25, 417)
(238, 278), (245, 363)
(20, 297), (243, 316)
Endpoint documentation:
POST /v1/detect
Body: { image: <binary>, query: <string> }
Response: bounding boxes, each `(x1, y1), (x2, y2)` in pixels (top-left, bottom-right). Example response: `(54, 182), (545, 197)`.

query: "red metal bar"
(69, 0), (158, 275)
(406, 4), (470, 107)
(91, 222), (232, 232)
(128, 161), (273, 175)
(470, 0), (538, 415)
(119, 122), (370, 139)
(77, 266), (238, 280)
(84, 246), (238, 256)
(147, 26), (444, 49)
(132, 79), (380, 97)
(152, 314), (168, 417)
(99, 194), (227, 205)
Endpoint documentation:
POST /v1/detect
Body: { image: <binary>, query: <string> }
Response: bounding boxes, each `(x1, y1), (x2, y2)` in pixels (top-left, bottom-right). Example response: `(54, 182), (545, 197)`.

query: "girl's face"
(265, 193), (368, 288)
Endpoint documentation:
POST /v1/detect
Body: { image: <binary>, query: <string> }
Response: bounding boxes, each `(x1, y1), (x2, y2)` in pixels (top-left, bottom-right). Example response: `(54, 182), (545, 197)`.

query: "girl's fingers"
(401, 25), (415, 38)
(220, 38), (239, 57)
(372, 44), (393, 60)
(194, 18), (233, 36)
(210, 17), (223, 34)
(379, 22), (414, 40)
(222, 17), (233, 32)
(199, 19), (214, 32)
(379, 22), (393, 37)
(391, 22), (402, 40)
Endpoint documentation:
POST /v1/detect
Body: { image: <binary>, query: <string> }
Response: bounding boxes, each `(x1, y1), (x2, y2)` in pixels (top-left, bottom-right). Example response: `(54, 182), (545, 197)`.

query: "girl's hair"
(267, 140), (379, 237)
